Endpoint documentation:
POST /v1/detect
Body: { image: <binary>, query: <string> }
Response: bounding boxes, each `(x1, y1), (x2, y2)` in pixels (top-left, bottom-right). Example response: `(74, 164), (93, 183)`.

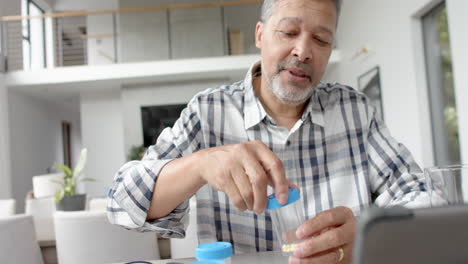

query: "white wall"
(118, 0), (170, 63)
(170, 7), (224, 59)
(0, 0), (20, 15)
(223, 3), (262, 55)
(86, 0), (119, 65)
(121, 79), (230, 155)
(80, 89), (125, 196)
(87, 13), (118, 65)
(334, 0), (444, 167)
(0, 0), (22, 71)
(446, 0), (468, 164)
(0, 74), (12, 199)
(52, 0), (261, 65)
(33, 0), (54, 11)
(8, 90), (81, 212)
(54, 0), (114, 11)
(53, 0), (119, 65)
(117, 0), (226, 62)
(80, 79), (238, 197)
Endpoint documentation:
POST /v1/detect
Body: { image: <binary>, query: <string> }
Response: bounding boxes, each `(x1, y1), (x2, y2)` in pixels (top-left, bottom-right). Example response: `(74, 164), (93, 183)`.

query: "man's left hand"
(290, 206), (356, 264)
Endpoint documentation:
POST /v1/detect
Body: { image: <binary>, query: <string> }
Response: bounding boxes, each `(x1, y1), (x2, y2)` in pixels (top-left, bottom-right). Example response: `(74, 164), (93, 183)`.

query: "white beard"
(270, 73), (314, 106)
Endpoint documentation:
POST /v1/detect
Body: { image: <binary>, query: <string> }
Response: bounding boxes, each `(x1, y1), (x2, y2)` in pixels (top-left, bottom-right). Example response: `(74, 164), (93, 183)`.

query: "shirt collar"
(303, 83), (326, 127)
(244, 61), (267, 130)
(243, 61), (325, 130)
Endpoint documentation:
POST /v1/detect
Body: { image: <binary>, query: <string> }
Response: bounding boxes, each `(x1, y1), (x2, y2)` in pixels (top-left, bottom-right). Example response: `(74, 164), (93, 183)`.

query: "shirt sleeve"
(107, 97), (204, 237)
(366, 106), (430, 208)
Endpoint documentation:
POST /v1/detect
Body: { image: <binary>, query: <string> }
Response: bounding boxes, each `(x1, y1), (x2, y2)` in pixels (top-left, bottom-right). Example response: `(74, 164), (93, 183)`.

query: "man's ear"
(255, 21), (264, 49)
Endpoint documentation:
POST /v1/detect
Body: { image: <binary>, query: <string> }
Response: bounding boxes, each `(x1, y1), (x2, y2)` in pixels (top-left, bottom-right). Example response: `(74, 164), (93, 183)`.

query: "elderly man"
(108, 0), (428, 263)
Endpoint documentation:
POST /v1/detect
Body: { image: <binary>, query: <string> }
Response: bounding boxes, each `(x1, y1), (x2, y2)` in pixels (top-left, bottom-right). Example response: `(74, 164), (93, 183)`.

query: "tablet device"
(353, 204), (468, 264)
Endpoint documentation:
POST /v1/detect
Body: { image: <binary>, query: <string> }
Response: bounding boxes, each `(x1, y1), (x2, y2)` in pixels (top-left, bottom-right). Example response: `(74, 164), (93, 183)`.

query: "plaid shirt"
(108, 61), (429, 254)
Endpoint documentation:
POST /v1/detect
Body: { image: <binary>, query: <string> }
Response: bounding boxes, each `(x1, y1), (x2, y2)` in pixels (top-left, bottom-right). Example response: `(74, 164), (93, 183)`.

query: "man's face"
(255, 0), (337, 105)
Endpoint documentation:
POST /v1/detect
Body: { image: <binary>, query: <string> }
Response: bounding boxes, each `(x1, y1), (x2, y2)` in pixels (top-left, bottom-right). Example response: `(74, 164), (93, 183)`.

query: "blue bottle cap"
(189, 261), (226, 264)
(196, 242), (232, 260)
(266, 188), (300, 210)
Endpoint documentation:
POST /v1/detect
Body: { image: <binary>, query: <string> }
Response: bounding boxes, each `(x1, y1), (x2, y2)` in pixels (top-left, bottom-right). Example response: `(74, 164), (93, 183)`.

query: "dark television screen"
(141, 104), (186, 147)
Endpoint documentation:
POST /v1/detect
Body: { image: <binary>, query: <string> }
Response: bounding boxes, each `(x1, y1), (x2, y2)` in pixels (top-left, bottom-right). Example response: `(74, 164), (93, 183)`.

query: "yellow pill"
(282, 243), (298, 252)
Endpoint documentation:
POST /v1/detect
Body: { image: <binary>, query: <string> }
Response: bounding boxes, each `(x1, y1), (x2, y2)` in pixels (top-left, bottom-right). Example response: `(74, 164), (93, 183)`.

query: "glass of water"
(425, 164), (468, 206)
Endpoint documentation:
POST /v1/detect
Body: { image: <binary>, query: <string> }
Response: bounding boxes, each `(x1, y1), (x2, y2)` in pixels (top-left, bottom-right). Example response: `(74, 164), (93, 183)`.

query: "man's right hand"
(196, 140), (292, 214)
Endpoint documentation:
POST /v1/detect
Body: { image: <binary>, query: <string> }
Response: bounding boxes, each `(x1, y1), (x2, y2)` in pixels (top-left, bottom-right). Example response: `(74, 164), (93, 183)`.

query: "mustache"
(276, 59), (314, 78)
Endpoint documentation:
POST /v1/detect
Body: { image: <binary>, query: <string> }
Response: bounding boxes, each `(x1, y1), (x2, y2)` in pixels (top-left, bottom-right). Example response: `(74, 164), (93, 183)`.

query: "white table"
(118, 251), (289, 264)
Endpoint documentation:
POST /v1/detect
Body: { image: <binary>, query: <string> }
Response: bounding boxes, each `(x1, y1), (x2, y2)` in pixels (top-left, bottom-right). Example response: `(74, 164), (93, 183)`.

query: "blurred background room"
(0, 0), (467, 263)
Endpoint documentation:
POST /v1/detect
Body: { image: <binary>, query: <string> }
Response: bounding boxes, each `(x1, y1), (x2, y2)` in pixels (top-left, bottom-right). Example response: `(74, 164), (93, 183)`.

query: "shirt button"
(286, 140), (291, 146)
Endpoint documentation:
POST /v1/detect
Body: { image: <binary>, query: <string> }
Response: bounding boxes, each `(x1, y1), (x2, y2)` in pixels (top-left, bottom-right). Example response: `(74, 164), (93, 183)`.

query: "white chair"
(85, 197), (174, 259)
(170, 197), (198, 258)
(0, 214), (44, 264)
(0, 199), (15, 217)
(32, 173), (63, 199)
(54, 211), (160, 264)
(88, 197), (107, 211)
(25, 197), (56, 242)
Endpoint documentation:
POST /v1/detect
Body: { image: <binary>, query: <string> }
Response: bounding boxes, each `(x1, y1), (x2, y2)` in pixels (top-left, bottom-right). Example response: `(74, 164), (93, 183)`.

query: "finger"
(282, 228), (300, 243)
(251, 168), (268, 215)
(231, 166), (254, 210)
(294, 222), (354, 258)
(223, 175), (248, 212)
(252, 141), (289, 204)
(289, 182), (299, 189)
(237, 147), (269, 214)
(296, 206), (354, 239)
(289, 244), (351, 264)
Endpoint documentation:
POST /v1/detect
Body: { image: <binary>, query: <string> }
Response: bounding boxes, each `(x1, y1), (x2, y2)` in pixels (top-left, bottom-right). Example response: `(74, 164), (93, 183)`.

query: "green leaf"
(54, 164), (72, 178)
(52, 148), (95, 199)
(72, 148), (88, 181)
(64, 185), (73, 194)
(127, 145), (147, 161)
(50, 179), (65, 187)
(79, 177), (97, 183)
(55, 189), (64, 203)
(69, 184), (76, 196)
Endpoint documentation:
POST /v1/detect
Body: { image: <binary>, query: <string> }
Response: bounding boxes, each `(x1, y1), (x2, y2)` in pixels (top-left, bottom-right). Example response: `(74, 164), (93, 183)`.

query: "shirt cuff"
(108, 159), (191, 237)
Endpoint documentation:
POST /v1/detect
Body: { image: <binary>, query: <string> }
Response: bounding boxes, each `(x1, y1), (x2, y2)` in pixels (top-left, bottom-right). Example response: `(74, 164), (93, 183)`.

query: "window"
(22, 0), (46, 69)
(423, 3), (460, 165)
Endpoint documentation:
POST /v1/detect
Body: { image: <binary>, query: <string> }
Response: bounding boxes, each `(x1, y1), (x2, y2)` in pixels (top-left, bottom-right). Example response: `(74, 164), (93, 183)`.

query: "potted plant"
(52, 148), (95, 211)
(128, 144), (147, 161)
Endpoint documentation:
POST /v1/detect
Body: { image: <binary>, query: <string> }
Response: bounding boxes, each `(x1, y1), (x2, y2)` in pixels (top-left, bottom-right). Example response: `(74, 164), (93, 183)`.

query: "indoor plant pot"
(53, 148), (95, 211)
(56, 194), (86, 211)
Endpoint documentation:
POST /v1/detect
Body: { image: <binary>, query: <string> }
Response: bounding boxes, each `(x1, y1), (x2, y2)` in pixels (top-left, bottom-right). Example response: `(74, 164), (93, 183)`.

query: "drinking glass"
(424, 164), (468, 206)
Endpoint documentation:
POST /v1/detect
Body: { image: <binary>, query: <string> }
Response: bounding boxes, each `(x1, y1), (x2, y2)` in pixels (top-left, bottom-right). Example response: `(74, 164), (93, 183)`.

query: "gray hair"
(261, 0), (342, 24)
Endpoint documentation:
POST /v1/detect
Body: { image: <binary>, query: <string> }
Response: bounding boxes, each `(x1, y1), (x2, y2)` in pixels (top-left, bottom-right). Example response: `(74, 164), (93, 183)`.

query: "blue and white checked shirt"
(108, 61), (429, 254)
